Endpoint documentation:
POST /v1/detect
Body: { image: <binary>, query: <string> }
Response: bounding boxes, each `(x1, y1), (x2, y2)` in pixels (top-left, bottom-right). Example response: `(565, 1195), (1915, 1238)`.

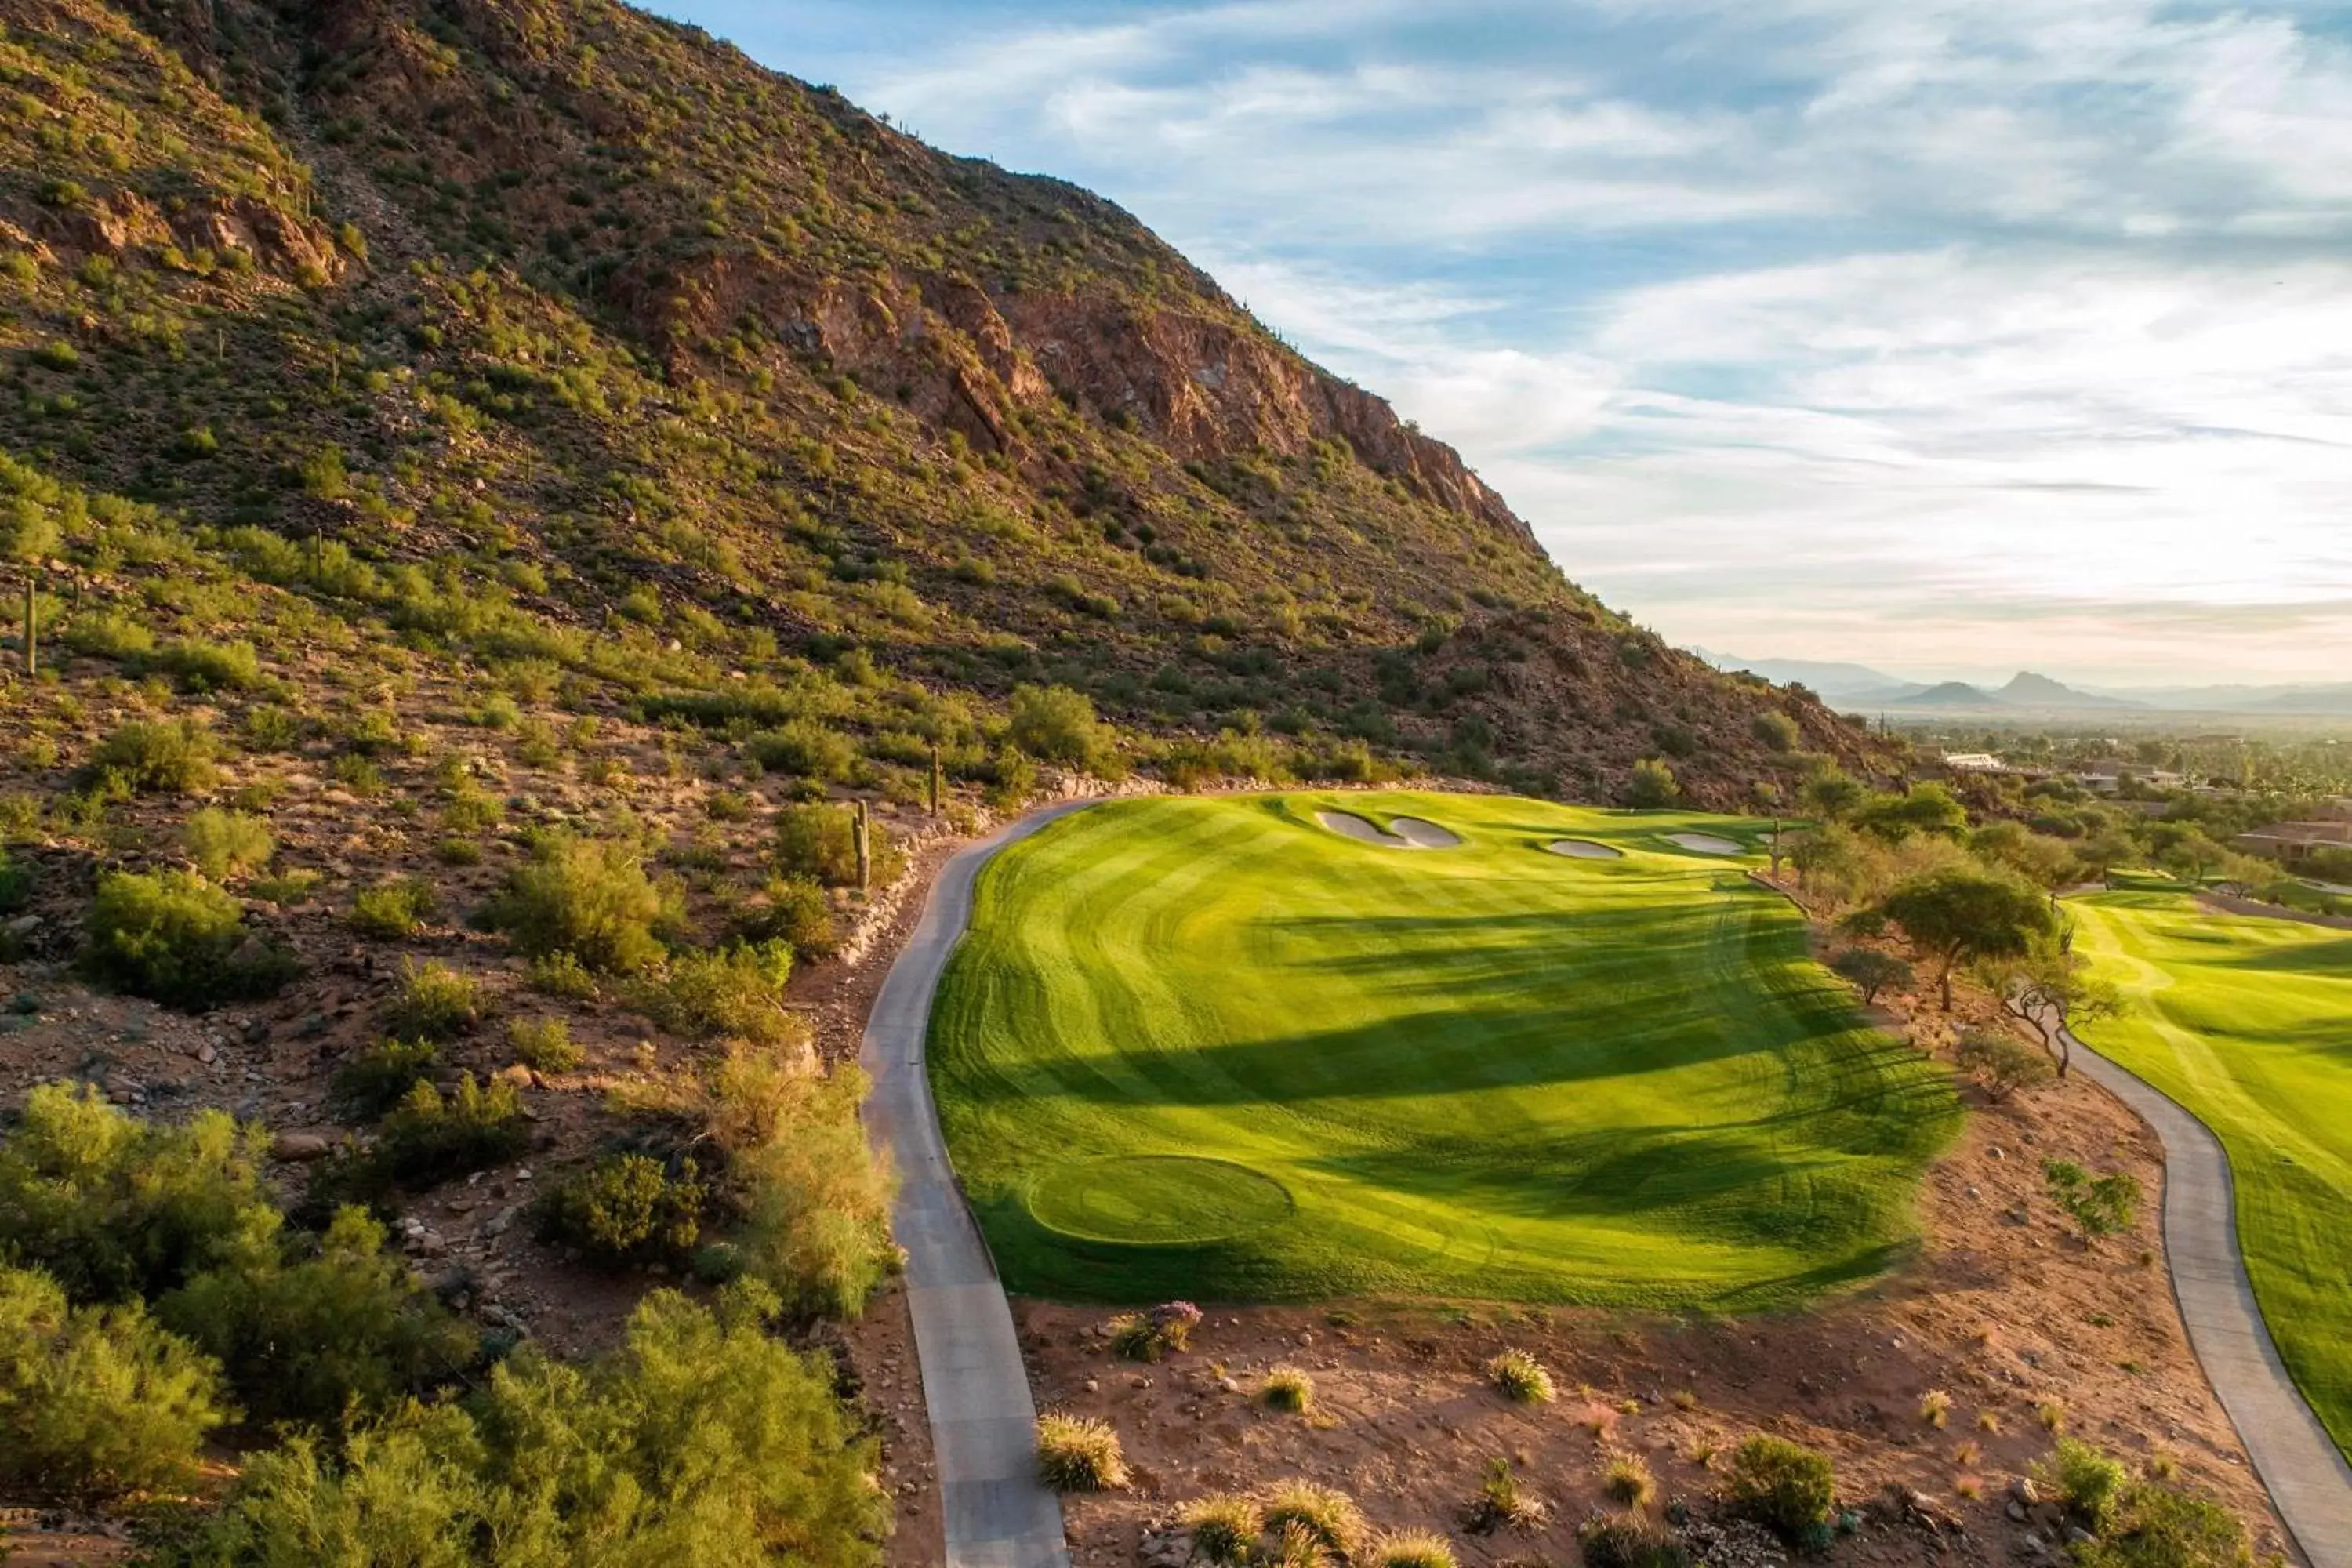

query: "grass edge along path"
(2070, 892), (2352, 1469)
(927, 790), (1962, 1308)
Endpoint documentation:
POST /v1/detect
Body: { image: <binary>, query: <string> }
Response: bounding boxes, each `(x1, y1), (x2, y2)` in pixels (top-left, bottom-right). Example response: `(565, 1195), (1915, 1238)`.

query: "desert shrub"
(1008, 684), (1107, 768)
(81, 869), (299, 1009)
(1624, 757), (1679, 808)
(532, 1152), (707, 1270)
(383, 959), (481, 1040)
(2044, 1160), (2141, 1242)
(1464, 1456), (1547, 1534)
(1266, 1523), (1331, 1568)
(1834, 908), (1888, 938)
(1036, 1411), (1128, 1491)
(0, 1264), (230, 1505)
(248, 869), (320, 906)
(0, 1087), (274, 1304)
(1486, 1348), (1555, 1403)
(527, 949), (599, 1000)
(1578, 1512), (1692, 1568)
(64, 612), (156, 662)
(735, 874), (837, 955)
(732, 1067), (897, 1319)
(158, 1283), (887, 1567)
(2034, 1438), (2129, 1530)
(633, 941), (795, 1045)
(1262, 1365), (1314, 1413)
(330, 1038), (441, 1121)
(441, 784), (505, 833)
(183, 808), (274, 881)
(156, 1207), (471, 1427)
(1726, 1435), (1835, 1541)
(507, 1015), (583, 1073)
(86, 719), (218, 793)
(1603, 1452), (1656, 1508)
(1261, 1481), (1366, 1559)
(373, 1075), (528, 1187)
(1369, 1531), (1457, 1568)
(2072, 1480), (2257, 1568)
(349, 876), (437, 938)
(485, 834), (666, 973)
(1957, 1029), (2056, 1101)
(746, 720), (859, 782)
(152, 637), (261, 694)
(1183, 1494), (1262, 1564)
(1109, 1300), (1203, 1362)
(0, 845), (32, 913)
(1829, 947), (1911, 1004)
(1919, 1388), (1951, 1428)
(1752, 710), (1802, 753)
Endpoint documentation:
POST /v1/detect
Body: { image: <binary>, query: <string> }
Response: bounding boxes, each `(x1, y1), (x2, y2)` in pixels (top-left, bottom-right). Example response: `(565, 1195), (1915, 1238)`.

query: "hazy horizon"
(660, 1), (2352, 688)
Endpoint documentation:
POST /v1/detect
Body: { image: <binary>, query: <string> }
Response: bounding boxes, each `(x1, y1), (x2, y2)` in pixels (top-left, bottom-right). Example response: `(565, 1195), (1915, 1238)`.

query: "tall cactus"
(853, 799), (872, 891)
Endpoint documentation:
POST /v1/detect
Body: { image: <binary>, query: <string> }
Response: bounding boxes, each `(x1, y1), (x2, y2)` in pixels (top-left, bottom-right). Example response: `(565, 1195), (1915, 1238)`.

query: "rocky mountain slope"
(2, 0), (1889, 803)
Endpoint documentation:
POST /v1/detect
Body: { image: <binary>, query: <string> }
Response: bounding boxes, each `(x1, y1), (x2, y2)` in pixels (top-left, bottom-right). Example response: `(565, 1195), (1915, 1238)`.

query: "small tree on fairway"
(1997, 935), (2124, 1078)
(1883, 868), (2056, 1011)
(1830, 948), (1911, 1005)
(2076, 829), (2140, 890)
(2044, 1160), (2140, 1243)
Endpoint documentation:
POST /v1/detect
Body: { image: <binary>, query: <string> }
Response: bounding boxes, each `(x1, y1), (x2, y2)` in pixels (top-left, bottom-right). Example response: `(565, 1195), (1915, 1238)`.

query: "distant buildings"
(2235, 803), (2352, 865)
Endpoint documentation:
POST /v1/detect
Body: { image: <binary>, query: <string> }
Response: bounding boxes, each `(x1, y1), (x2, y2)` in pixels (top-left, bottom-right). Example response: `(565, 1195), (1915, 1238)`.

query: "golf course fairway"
(2071, 891), (2352, 1462)
(927, 792), (1962, 1306)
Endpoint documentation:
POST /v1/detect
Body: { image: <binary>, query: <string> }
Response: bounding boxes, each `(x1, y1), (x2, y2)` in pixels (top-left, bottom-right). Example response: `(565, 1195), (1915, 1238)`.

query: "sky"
(654, 0), (2352, 688)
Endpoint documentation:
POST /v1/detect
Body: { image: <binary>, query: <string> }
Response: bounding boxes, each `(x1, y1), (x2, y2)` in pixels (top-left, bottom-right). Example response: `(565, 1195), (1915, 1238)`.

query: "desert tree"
(1882, 867), (2056, 1011)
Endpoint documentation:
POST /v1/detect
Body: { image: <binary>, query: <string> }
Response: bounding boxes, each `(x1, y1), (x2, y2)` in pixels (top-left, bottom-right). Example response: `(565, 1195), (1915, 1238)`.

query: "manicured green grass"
(2070, 891), (2352, 1461)
(928, 792), (1961, 1306)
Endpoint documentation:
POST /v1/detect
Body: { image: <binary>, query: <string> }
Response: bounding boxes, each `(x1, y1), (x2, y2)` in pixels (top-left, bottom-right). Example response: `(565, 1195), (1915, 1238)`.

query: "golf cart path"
(2053, 1019), (2352, 1566)
(863, 802), (1095, 1568)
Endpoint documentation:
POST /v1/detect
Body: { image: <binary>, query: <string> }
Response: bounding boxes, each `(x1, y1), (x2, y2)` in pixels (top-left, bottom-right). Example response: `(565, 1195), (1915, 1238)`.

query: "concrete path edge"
(863, 803), (1097, 1568)
(2052, 1020), (2352, 1566)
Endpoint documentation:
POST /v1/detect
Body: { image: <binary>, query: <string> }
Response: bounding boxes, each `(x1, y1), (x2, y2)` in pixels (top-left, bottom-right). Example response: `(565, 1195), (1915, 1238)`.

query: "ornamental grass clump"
(1261, 1365), (1314, 1414)
(1180, 1493), (1262, 1566)
(1486, 1348), (1555, 1404)
(1036, 1412), (1128, 1491)
(1260, 1480), (1365, 1559)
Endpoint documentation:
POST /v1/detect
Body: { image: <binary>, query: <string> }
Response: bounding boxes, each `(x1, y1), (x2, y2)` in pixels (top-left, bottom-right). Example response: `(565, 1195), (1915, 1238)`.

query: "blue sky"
(655, 1), (2352, 688)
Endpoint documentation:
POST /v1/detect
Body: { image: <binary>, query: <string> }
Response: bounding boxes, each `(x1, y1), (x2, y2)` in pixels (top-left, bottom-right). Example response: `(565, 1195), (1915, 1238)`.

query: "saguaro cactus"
(853, 799), (872, 890)
(928, 744), (942, 817)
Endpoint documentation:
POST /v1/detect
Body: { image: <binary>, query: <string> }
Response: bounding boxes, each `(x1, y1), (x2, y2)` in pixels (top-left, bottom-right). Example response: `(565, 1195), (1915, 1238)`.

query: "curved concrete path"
(864, 803), (1094, 1568)
(2049, 1018), (2352, 1566)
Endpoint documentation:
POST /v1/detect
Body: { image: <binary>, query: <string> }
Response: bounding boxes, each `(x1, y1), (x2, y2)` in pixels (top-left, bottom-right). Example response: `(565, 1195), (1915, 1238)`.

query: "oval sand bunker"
(1547, 839), (1624, 860)
(1664, 832), (1744, 855)
(1317, 811), (1463, 848)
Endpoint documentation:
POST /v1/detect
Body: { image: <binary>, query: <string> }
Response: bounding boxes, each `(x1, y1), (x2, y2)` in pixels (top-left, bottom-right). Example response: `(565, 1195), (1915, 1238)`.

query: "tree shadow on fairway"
(2209, 935), (2352, 974)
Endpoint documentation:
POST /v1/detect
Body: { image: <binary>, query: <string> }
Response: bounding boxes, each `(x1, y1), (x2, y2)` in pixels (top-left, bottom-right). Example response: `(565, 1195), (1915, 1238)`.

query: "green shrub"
(1261, 1365), (1314, 1414)
(0, 1084), (275, 1303)
(1624, 757), (1679, 808)
(1829, 947), (1911, 1005)
(527, 949), (599, 1000)
(508, 1015), (583, 1073)
(0, 1265), (230, 1505)
(183, 808), (274, 881)
(63, 612), (154, 662)
(486, 834), (666, 973)
(2072, 1480), (2258, 1568)
(633, 941), (795, 1045)
(1486, 1348), (1555, 1403)
(731, 1066), (897, 1319)
(1181, 1494), (1262, 1566)
(330, 1038), (440, 1121)
(1036, 1411), (1128, 1491)
(87, 719), (219, 794)
(156, 1207), (471, 1428)
(152, 638), (261, 694)
(1008, 683), (1106, 767)
(157, 1283), (887, 1567)
(746, 720), (858, 782)
(2034, 1437), (2129, 1530)
(81, 869), (299, 1009)
(1603, 1452), (1655, 1508)
(1368, 1531), (1457, 1568)
(772, 802), (902, 887)
(383, 959), (481, 1040)
(441, 785), (505, 833)
(735, 874), (837, 956)
(349, 876), (437, 938)
(1577, 1512), (1692, 1568)
(1261, 1480), (1365, 1559)
(373, 1075), (528, 1188)
(532, 1152), (707, 1269)
(1957, 1028), (2056, 1101)
(2044, 1160), (2142, 1242)
(1726, 1435), (1835, 1541)
(0, 844), (32, 914)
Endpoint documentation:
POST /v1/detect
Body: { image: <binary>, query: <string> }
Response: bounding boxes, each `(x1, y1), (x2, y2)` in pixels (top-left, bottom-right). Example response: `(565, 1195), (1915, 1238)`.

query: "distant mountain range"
(1697, 651), (2352, 716)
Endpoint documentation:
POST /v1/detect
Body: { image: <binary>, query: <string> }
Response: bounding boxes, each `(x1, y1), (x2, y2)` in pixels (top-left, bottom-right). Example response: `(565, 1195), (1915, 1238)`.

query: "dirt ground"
(1005, 916), (2293, 1568)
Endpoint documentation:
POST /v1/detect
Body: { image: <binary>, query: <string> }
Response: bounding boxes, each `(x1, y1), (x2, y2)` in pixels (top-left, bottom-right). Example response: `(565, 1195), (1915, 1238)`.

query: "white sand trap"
(1316, 811), (1464, 849)
(1664, 832), (1744, 855)
(1546, 839), (1624, 860)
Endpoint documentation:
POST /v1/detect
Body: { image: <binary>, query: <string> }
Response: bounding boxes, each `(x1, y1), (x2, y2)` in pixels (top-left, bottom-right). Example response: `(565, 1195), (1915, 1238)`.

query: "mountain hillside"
(0, 0), (1886, 804)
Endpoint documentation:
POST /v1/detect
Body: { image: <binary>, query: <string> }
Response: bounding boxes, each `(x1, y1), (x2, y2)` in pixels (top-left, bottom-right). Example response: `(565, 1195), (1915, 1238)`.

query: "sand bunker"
(1317, 811), (1464, 849)
(1664, 832), (1744, 855)
(1546, 839), (1624, 860)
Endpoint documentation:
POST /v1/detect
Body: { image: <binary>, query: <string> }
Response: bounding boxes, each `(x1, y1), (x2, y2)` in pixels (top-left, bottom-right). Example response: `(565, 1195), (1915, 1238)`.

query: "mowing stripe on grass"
(928, 792), (1961, 1305)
